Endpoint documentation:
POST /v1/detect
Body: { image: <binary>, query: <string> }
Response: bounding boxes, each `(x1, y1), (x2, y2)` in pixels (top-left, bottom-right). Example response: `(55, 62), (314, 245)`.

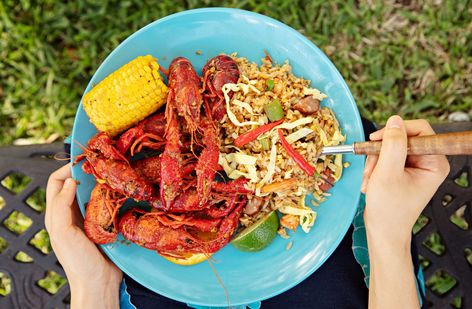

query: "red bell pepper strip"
(277, 129), (316, 176)
(234, 119), (284, 148)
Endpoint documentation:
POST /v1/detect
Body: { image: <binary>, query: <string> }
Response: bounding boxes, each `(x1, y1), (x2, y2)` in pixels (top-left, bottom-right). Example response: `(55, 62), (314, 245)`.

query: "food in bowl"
(74, 52), (345, 265)
(219, 54), (345, 239)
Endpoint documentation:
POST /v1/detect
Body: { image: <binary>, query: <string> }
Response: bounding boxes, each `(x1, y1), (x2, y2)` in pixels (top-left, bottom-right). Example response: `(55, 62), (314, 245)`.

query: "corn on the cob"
(83, 55), (168, 136)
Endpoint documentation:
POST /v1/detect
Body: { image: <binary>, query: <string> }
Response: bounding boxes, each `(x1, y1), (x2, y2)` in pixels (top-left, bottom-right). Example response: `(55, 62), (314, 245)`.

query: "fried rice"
(218, 53), (346, 237)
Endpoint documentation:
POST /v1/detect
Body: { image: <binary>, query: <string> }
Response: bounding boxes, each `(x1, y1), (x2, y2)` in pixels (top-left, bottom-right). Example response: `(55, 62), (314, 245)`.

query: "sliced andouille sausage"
(293, 96), (320, 115)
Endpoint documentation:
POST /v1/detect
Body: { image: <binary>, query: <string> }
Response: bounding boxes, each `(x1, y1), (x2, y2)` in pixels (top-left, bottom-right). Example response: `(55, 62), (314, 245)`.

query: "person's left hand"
(46, 164), (122, 309)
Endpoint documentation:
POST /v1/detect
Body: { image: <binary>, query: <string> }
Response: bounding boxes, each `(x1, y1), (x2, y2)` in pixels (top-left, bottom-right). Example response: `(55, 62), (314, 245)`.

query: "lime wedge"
(231, 211), (279, 252)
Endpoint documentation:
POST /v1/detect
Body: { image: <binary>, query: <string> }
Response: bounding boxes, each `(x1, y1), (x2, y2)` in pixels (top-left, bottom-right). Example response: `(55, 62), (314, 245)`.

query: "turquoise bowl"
(71, 8), (364, 307)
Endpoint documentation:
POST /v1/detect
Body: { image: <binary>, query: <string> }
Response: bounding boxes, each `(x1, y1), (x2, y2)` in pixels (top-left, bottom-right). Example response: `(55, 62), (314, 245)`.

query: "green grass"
(0, 0), (471, 145)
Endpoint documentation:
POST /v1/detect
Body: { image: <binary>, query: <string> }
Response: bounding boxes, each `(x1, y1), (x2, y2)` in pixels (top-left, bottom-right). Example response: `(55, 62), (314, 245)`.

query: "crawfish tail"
(86, 156), (154, 201)
(155, 189), (200, 213)
(132, 156), (161, 184)
(168, 57), (202, 133)
(204, 198), (245, 253)
(199, 194), (240, 219)
(119, 209), (200, 253)
(196, 121), (220, 206)
(158, 213), (222, 233)
(84, 184), (122, 244)
(212, 178), (253, 195)
(160, 108), (183, 208)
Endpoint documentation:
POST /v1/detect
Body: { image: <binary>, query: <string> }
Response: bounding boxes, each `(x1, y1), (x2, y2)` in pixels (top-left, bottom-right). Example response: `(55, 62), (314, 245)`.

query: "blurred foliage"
(449, 205), (469, 230)
(466, 248), (472, 265)
(0, 0), (471, 145)
(454, 171), (469, 187)
(29, 229), (52, 254)
(0, 236), (7, 253)
(426, 270), (457, 296)
(3, 211), (32, 235)
(451, 297), (462, 309)
(1, 172), (31, 194)
(37, 271), (67, 294)
(0, 272), (11, 296)
(413, 214), (429, 234)
(423, 232), (446, 255)
(26, 188), (46, 213)
(418, 254), (430, 269)
(15, 251), (33, 263)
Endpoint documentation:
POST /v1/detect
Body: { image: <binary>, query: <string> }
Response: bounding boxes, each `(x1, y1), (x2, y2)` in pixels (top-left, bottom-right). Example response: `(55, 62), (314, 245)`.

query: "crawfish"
(160, 57), (203, 209)
(195, 119), (220, 206)
(133, 156), (197, 185)
(167, 57), (202, 133)
(153, 177), (250, 214)
(84, 183), (126, 244)
(202, 55), (240, 121)
(119, 209), (202, 255)
(75, 132), (128, 163)
(194, 55), (240, 204)
(119, 196), (244, 257)
(201, 197), (245, 253)
(160, 105), (184, 209)
(75, 132), (154, 202)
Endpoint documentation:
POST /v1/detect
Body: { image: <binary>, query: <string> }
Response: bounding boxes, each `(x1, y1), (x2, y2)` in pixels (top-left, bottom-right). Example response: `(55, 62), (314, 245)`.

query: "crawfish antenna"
(206, 257), (231, 308)
(159, 65), (169, 78)
(70, 139), (89, 165)
(53, 151), (71, 161)
(263, 50), (273, 63)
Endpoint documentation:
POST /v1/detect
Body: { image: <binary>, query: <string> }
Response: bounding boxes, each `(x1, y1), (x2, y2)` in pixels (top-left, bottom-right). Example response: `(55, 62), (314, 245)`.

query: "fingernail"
(386, 115), (402, 129)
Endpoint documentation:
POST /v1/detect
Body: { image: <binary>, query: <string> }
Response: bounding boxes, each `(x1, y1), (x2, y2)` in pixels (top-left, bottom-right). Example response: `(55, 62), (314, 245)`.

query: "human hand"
(361, 116), (450, 244)
(46, 164), (122, 309)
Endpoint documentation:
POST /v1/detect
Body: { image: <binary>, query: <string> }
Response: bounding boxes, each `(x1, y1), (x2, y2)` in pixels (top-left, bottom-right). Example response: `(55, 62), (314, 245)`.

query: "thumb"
(375, 115), (407, 174)
(52, 178), (77, 229)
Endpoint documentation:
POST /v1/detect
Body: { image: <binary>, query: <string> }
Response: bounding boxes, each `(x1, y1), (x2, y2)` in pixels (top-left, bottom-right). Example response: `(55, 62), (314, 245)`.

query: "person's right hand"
(361, 116), (450, 309)
(361, 116), (450, 244)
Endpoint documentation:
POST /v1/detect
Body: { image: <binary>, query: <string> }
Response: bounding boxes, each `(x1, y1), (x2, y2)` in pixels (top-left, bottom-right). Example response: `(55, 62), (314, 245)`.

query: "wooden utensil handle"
(354, 131), (472, 155)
